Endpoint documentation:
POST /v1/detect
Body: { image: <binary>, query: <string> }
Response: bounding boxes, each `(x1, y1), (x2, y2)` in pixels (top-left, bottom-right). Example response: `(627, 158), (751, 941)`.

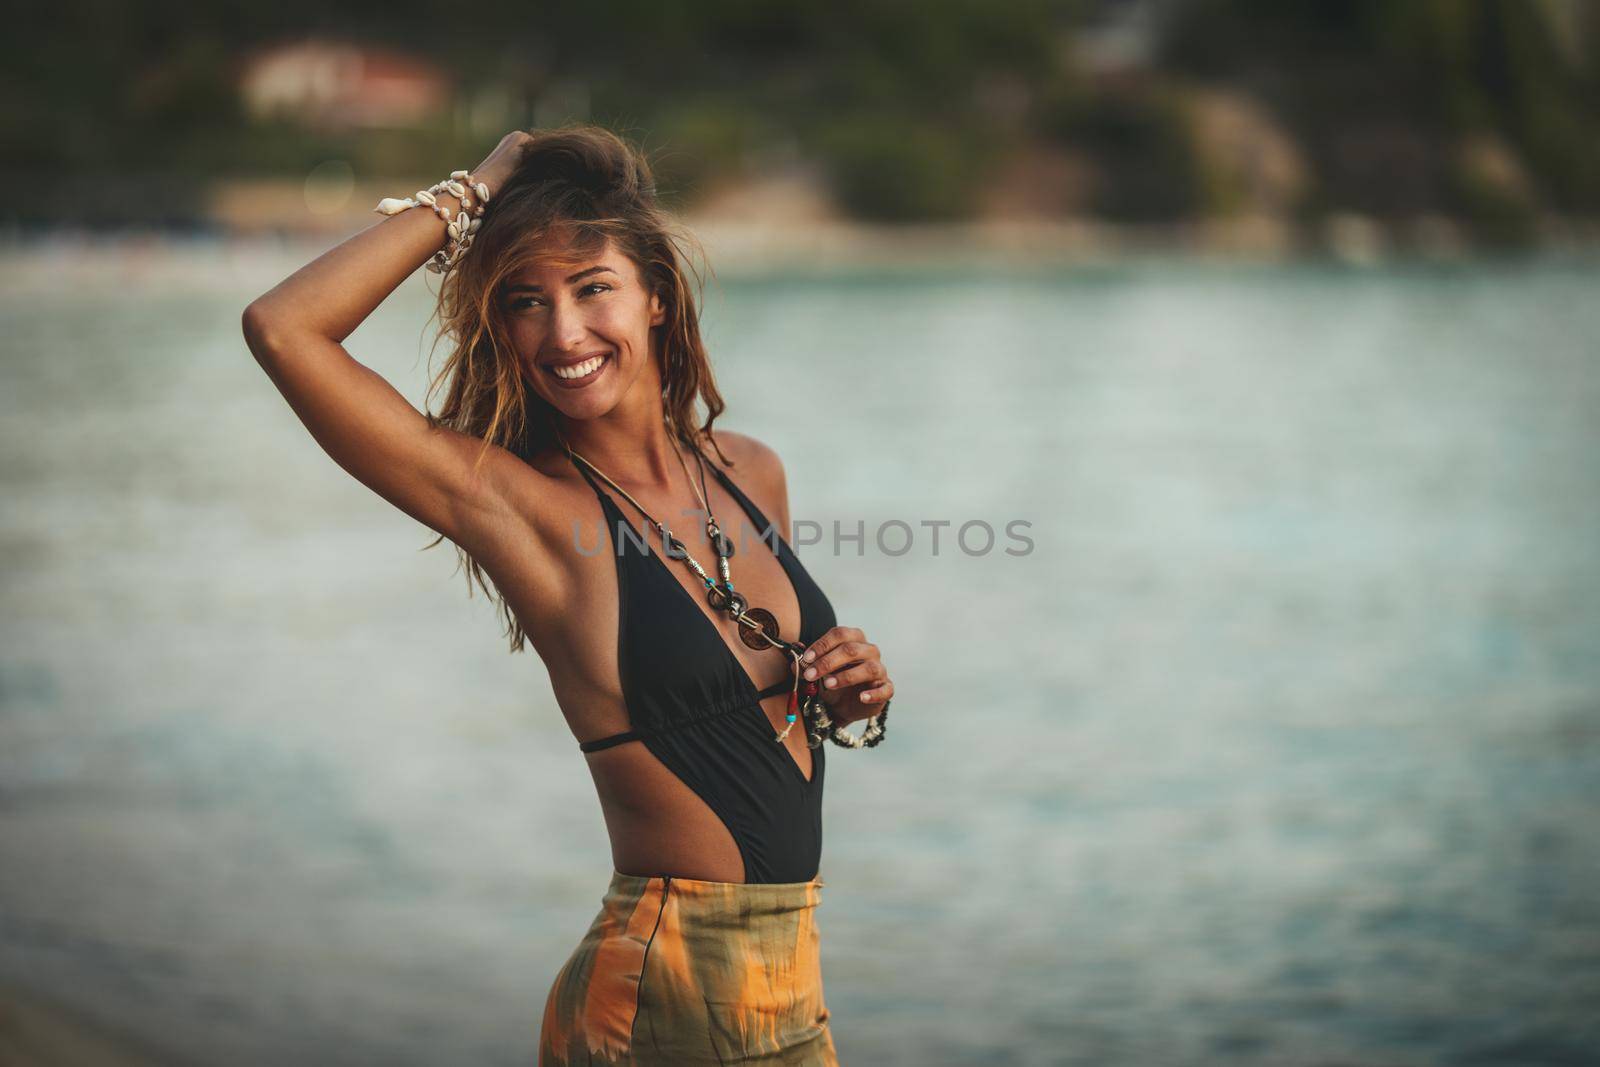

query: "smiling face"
(501, 234), (667, 423)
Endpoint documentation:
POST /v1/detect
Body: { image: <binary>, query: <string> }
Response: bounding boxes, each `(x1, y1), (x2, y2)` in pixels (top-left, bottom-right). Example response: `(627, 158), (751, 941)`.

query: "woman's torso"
(470, 434), (835, 883)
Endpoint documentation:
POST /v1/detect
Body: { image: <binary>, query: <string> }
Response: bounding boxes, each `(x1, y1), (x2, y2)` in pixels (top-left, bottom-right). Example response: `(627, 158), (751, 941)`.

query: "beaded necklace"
(560, 424), (826, 746)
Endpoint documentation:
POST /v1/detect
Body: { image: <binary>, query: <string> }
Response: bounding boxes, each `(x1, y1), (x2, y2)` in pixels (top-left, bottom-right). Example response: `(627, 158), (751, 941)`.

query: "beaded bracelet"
(811, 699), (889, 749)
(374, 169), (492, 275)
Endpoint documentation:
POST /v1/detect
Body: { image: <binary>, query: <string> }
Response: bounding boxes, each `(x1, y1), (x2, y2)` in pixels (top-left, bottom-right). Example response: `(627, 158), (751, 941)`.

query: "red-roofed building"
(238, 39), (452, 129)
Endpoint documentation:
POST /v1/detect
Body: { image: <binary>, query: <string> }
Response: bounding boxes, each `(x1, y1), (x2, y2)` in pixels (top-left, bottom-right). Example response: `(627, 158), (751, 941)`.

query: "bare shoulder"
(706, 428), (786, 489)
(705, 428), (791, 528)
(708, 427), (782, 472)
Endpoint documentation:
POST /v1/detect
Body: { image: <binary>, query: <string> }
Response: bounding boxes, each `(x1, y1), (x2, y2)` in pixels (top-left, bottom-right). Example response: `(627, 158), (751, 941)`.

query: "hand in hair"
(470, 130), (536, 200)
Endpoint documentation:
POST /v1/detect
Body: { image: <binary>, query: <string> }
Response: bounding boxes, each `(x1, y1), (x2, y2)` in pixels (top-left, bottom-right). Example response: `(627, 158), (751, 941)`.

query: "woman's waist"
(603, 868), (826, 925)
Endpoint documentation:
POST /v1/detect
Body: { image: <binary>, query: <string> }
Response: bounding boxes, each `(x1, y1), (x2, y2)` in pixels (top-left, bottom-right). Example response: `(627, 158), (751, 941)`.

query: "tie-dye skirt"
(538, 870), (840, 1065)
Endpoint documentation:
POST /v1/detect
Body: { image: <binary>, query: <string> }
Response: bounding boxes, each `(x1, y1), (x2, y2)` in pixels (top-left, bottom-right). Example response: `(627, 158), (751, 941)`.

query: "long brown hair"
(419, 124), (730, 651)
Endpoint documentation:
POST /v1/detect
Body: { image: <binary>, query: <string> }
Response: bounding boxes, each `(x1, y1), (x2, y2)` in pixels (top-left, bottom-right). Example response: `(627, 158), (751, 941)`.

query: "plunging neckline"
(578, 448), (818, 788)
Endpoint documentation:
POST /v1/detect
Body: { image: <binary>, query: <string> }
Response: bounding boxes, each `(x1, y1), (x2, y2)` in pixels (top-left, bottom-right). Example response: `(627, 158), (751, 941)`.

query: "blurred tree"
(1159, 0), (1600, 240)
(7, 0), (1595, 234)
(818, 114), (991, 221)
(1038, 77), (1207, 222)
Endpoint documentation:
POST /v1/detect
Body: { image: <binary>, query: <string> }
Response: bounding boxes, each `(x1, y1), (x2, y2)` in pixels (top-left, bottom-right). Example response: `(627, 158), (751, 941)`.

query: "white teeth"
(552, 355), (606, 380)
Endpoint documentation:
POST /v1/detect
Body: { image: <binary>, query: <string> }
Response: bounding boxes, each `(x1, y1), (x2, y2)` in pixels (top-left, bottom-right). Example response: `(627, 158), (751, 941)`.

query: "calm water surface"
(2, 242), (1598, 1065)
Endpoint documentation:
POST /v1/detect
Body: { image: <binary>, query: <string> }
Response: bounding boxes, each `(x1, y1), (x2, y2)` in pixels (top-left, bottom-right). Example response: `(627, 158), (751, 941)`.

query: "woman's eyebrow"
(505, 266), (617, 293)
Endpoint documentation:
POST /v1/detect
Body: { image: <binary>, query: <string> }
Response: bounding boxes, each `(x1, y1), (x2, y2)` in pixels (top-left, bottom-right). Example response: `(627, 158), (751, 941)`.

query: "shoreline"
(1, 222), (1598, 300)
(1, 174), (1596, 275)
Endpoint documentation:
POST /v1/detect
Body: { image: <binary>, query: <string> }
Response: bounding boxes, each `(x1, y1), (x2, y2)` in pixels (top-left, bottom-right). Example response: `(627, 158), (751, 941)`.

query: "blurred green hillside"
(7, 0), (1598, 248)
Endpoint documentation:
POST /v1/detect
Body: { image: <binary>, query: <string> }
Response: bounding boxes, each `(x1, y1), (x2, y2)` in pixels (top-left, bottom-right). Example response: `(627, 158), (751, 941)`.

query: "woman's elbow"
(241, 300), (286, 361)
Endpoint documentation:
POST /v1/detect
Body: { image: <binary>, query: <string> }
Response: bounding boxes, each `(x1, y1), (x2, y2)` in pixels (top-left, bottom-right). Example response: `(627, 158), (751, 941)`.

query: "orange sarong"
(538, 870), (840, 1065)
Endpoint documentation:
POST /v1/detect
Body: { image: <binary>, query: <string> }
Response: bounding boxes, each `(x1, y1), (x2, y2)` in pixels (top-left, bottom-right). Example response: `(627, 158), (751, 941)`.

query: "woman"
(240, 125), (893, 1064)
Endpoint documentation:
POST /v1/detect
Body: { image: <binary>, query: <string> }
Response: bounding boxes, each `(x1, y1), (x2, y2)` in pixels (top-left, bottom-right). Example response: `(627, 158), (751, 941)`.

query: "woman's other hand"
(470, 130), (535, 199)
(801, 627), (894, 726)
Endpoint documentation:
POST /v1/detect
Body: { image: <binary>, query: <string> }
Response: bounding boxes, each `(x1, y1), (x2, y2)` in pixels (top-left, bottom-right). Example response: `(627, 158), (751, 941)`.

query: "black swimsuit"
(569, 449), (837, 884)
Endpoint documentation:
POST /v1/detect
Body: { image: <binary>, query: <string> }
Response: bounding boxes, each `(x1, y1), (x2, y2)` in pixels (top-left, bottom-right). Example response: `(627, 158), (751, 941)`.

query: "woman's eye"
(509, 285), (607, 310)
(508, 283), (611, 311)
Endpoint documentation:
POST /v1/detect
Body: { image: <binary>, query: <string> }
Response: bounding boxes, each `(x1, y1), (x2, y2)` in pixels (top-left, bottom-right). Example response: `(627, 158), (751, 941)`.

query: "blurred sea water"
(2, 239), (1598, 1066)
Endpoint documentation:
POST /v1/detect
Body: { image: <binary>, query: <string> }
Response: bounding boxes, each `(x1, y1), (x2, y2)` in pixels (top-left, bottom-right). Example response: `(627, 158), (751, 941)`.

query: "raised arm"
(240, 132), (534, 550)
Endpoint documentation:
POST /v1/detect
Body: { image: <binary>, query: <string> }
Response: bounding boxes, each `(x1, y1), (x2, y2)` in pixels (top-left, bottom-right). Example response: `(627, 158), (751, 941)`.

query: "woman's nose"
(547, 303), (588, 352)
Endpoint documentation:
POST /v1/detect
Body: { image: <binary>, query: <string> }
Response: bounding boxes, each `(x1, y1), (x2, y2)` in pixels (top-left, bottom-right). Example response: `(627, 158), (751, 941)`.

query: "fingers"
(825, 678), (894, 713)
(802, 638), (877, 682)
(800, 627), (864, 668)
(802, 627), (892, 703)
(818, 659), (887, 691)
(476, 131), (536, 193)
(857, 678), (894, 704)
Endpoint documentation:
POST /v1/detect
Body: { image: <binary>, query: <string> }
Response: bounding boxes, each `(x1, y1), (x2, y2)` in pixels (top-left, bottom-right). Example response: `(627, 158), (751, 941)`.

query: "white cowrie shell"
(474, 182), (490, 202)
(447, 222), (460, 240)
(374, 197), (413, 215)
(468, 217), (481, 233)
(455, 211), (469, 230)
(451, 169), (470, 180)
(445, 180), (467, 199)
(416, 190), (436, 206)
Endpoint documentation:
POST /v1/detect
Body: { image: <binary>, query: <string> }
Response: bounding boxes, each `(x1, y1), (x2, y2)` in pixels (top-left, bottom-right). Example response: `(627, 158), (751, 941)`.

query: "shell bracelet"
(807, 698), (889, 749)
(373, 170), (492, 274)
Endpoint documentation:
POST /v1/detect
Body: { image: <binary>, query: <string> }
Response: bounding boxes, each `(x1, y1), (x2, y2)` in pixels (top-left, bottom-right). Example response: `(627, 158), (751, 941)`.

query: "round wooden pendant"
(738, 607), (781, 650)
(712, 531), (736, 559)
